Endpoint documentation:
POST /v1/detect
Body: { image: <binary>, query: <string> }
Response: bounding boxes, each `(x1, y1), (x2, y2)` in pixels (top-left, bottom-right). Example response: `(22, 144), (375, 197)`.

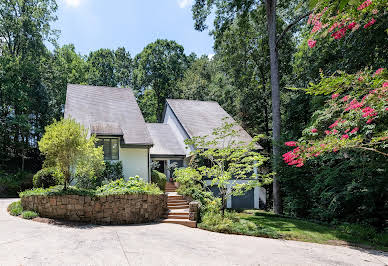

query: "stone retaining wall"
(21, 194), (167, 224)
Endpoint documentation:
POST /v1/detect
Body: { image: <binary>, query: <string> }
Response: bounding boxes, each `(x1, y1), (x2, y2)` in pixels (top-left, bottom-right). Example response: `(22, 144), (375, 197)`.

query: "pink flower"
(345, 129), (350, 133)
(341, 95), (350, 101)
(362, 106), (377, 117)
(331, 27), (347, 39)
(329, 120), (339, 129)
(372, 9), (379, 14)
(285, 141), (297, 147)
(366, 119), (373, 124)
(348, 22), (357, 29)
(311, 128), (318, 133)
(311, 21), (322, 33)
(350, 127), (359, 134)
(383, 82), (388, 88)
(341, 134), (349, 139)
(332, 129), (339, 134)
(357, 0), (372, 11)
(364, 18), (376, 29)
(374, 68), (384, 75)
(386, 107), (388, 111)
(308, 39), (317, 48)
(325, 130), (331, 135)
(358, 76), (364, 81)
(332, 93), (339, 99)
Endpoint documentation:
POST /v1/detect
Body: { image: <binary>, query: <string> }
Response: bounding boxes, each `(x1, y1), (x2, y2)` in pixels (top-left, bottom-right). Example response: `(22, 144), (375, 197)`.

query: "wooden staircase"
(161, 182), (196, 228)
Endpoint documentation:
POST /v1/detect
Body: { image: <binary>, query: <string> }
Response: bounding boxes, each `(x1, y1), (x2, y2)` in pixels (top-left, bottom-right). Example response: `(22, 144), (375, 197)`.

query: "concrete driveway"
(0, 199), (387, 266)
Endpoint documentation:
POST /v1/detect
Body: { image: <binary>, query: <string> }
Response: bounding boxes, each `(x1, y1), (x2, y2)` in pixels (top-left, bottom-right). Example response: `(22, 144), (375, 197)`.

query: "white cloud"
(177, 0), (193, 8)
(63, 0), (81, 8)
(208, 53), (215, 60)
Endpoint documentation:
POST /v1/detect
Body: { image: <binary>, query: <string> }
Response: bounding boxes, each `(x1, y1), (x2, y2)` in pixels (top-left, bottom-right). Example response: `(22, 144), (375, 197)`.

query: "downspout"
(147, 147), (151, 183)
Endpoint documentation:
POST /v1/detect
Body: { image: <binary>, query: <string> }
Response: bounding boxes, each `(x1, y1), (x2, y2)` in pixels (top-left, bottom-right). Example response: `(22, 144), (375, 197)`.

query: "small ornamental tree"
(284, 68), (388, 166)
(176, 119), (273, 214)
(38, 118), (105, 190)
(306, 0), (386, 47)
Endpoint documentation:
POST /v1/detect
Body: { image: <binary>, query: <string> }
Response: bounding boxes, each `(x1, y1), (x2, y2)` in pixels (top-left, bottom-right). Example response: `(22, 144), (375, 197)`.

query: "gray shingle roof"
(165, 99), (261, 148)
(64, 84), (153, 145)
(146, 123), (186, 156)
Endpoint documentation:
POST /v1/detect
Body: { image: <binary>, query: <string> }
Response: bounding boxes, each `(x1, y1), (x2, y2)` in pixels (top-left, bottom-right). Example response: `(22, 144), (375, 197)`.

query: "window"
(97, 138), (119, 160)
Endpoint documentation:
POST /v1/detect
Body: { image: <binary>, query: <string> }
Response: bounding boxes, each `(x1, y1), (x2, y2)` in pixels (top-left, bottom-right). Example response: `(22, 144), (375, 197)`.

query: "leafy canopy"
(38, 118), (105, 189)
(175, 118), (273, 212)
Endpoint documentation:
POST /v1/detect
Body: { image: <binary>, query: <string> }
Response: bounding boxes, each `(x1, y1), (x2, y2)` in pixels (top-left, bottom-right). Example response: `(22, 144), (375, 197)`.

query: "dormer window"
(97, 138), (119, 160)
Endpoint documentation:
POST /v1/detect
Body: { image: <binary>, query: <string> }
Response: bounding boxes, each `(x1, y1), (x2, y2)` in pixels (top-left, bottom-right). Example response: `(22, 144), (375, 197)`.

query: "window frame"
(97, 137), (120, 161)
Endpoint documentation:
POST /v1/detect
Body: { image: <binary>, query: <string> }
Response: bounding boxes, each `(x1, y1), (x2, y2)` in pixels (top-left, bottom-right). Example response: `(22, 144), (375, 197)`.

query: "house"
(64, 84), (266, 209)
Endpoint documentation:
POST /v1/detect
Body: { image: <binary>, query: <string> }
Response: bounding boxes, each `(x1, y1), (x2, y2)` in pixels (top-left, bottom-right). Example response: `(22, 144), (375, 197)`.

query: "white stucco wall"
(119, 147), (149, 182)
(163, 105), (193, 156)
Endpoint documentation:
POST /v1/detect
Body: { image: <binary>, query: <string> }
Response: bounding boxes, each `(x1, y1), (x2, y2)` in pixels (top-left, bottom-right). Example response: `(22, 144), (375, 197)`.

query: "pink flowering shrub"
(306, 0), (385, 47)
(283, 69), (388, 167)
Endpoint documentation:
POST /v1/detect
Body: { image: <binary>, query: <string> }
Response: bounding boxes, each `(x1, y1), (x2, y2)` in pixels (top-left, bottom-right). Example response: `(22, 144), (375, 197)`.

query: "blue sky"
(55, 0), (214, 57)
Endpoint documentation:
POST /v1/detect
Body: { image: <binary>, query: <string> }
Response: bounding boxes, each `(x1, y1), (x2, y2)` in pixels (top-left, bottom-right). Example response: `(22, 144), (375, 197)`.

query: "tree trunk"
(265, 0), (282, 214)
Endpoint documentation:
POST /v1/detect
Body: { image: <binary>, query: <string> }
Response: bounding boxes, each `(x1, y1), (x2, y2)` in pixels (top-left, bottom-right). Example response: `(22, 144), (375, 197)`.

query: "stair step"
(167, 195), (183, 200)
(167, 211), (189, 215)
(168, 205), (189, 209)
(161, 219), (196, 228)
(167, 214), (189, 219)
(168, 202), (189, 206)
(167, 200), (187, 204)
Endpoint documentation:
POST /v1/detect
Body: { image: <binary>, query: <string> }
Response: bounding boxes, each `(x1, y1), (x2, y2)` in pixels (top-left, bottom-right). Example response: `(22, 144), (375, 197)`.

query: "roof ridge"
(166, 98), (218, 104)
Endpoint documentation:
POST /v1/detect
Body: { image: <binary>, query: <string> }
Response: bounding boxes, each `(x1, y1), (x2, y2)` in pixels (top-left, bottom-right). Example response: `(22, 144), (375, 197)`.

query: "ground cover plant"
(19, 176), (163, 198)
(7, 200), (39, 220)
(198, 210), (388, 251)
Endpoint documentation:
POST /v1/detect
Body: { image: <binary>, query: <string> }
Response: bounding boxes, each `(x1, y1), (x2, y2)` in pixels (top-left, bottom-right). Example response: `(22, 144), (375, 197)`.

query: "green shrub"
(174, 167), (220, 215)
(19, 185), (96, 197)
(100, 161), (124, 181)
(33, 168), (59, 188)
(20, 176), (163, 197)
(151, 170), (166, 191)
(0, 171), (33, 197)
(199, 210), (280, 238)
(21, 210), (38, 219)
(7, 200), (23, 216)
(96, 177), (162, 195)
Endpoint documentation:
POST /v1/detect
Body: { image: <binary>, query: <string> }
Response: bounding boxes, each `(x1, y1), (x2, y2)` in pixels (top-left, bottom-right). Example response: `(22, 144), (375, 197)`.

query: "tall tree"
(192, 0), (308, 213)
(0, 0), (58, 170)
(132, 39), (190, 121)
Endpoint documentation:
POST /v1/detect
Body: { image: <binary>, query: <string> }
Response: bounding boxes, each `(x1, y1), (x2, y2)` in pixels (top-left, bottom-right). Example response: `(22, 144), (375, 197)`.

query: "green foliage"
(182, 119), (273, 211)
(33, 167), (60, 188)
(7, 201), (23, 216)
(19, 185), (97, 197)
(38, 118), (105, 189)
(151, 170), (166, 191)
(132, 39), (190, 120)
(280, 150), (388, 229)
(175, 167), (221, 214)
(20, 177), (163, 197)
(86, 48), (132, 87)
(21, 210), (39, 219)
(0, 171), (33, 197)
(95, 177), (163, 195)
(199, 210), (280, 239)
(98, 161), (124, 183)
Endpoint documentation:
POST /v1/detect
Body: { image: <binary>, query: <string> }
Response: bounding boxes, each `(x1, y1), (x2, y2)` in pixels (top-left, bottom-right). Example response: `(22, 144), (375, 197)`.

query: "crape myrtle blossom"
(306, 0), (384, 47)
(283, 69), (388, 167)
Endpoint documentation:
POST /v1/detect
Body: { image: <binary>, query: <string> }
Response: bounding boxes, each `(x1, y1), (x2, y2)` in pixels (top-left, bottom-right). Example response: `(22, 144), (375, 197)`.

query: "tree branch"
(276, 11), (312, 47)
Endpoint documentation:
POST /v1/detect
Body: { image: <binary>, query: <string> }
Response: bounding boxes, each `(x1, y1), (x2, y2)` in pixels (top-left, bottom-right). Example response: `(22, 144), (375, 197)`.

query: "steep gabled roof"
(165, 99), (261, 148)
(64, 84), (153, 145)
(146, 123), (186, 156)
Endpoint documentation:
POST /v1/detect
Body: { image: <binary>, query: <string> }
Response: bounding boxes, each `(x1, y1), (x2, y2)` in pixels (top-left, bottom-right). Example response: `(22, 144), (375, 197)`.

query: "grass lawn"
(199, 210), (388, 251)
